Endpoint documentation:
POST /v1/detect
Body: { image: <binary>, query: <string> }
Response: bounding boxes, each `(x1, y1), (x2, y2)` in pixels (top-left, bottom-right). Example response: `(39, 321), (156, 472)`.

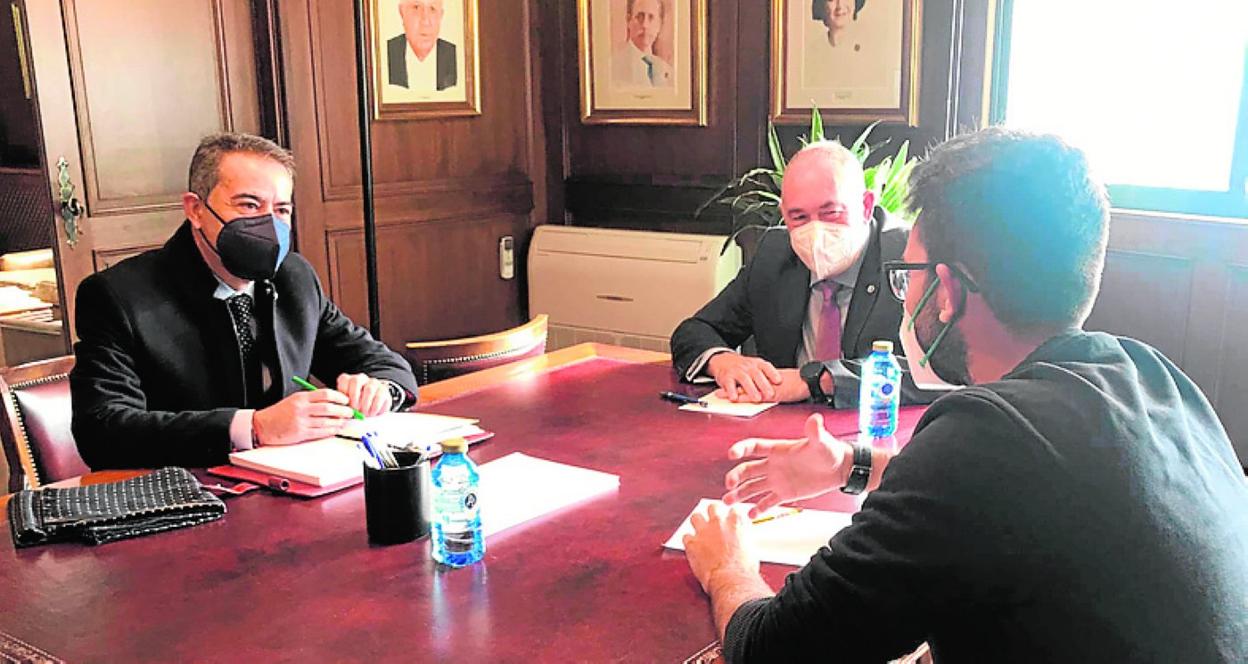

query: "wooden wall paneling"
(327, 215), (528, 346)
(0, 4), (40, 168)
(1083, 249), (1194, 364)
(280, 0), (544, 347)
(1216, 265), (1248, 464)
(561, 0), (745, 234)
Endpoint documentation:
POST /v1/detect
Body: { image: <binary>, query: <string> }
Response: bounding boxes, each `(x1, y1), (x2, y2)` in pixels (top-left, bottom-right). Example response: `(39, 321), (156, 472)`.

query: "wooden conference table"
(0, 344), (925, 662)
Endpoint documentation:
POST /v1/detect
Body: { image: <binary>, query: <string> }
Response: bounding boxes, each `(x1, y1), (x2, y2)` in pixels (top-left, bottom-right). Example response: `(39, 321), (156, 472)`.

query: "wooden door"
(20, 0), (261, 339)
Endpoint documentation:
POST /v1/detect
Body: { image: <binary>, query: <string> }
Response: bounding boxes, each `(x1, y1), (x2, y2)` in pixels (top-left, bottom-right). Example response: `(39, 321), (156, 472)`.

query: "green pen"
(291, 376), (365, 420)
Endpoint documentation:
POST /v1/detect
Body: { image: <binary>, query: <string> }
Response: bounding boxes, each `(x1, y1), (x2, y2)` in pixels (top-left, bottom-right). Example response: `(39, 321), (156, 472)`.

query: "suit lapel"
(842, 210), (886, 357)
(165, 222), (247, 407)
(775, 257), (810, 366)
(261, 281), (294, 400)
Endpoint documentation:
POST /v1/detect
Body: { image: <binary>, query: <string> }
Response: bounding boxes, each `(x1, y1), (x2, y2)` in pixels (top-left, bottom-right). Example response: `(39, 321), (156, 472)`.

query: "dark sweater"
(724, 330), (1248, 662)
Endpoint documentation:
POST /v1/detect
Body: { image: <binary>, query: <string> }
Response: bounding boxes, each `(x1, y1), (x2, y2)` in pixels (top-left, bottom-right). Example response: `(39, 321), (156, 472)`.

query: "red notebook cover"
(205, 464), (361, 498)
(206, 429), (495, 498)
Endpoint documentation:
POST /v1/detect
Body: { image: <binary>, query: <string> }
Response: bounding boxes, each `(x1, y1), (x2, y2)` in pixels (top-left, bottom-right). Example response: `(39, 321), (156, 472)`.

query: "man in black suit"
(671, 141), (927, 407)
(70, 133), (419, 470)
(387, 0), (456, 92)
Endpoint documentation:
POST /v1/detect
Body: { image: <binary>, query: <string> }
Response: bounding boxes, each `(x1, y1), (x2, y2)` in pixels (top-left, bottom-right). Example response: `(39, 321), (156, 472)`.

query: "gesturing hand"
(336, 373), (393, 418)
(707, 352), (783, 403)
(722, 413), (850, 518)
(253, 389), (356, 446)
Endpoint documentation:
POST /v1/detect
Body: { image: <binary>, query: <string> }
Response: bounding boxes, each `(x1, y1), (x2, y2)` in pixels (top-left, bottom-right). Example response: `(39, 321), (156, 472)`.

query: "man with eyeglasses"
(682, 128), (1248, 661)
(670, 141), (933, 408)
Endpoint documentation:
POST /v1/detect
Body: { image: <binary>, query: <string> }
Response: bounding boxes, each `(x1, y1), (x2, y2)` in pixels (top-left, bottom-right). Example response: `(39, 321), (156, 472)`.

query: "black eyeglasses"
(882, 261), (980, 303)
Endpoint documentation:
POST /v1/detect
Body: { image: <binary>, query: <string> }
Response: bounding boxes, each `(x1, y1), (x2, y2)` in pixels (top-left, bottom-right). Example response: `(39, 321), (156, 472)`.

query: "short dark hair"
(626, 0), (666, 21)
(812, 0), (867, 21)
(906, 127), (1110, 334)
(188, 133), (295, 199)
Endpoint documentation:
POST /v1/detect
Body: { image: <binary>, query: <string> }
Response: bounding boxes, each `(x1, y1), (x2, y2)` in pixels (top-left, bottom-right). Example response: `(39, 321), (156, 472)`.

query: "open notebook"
(224, 412), (489, 490)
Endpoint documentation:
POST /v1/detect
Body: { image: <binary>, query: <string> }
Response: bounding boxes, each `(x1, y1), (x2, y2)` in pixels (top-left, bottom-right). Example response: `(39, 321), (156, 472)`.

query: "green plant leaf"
(811, 105), (825, 142)
(850, 121), (880, 159)
(767, 123), (786, 181)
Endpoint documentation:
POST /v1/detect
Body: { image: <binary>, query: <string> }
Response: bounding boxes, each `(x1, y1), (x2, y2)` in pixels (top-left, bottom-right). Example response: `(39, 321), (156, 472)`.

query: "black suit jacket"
(672, 209), (906, 376)
(70, 222), (419, 470)
(387, 35), (457, 91)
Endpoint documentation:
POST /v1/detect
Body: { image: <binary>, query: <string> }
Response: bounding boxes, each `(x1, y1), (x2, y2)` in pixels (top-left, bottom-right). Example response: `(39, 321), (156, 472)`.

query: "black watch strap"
(801, 362), (829, 404)
(840, 442), (872, 495)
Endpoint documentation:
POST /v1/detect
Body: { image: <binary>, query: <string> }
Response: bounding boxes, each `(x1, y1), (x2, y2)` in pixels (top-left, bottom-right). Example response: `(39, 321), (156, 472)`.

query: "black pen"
(660, 391), (708, 407)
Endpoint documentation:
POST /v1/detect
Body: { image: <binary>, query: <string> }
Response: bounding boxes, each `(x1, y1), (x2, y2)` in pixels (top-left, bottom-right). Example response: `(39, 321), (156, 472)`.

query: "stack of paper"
(477, 453), (620, 537)
(338, 412), (483, 453)
(663, 498), (853, 566)
(229, 438), (363, 487)
(679, 392), (779, 417)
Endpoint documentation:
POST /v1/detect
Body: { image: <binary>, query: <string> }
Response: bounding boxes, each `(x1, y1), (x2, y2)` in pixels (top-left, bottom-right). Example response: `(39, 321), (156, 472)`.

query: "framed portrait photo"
(369, 0), (481, 121)
(577, 0), (708, 126)
(771, 0), (921, 125)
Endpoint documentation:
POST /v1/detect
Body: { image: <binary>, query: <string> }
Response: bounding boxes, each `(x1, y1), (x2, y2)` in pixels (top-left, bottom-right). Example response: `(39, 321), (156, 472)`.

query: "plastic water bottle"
(431, 437), (484, 567)
(859, 340), (901, 438)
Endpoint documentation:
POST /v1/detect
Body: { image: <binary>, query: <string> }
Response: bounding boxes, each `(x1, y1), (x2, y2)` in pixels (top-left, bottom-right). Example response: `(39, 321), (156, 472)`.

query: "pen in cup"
(659, 391), (708, 407)
(291, 375), (365, 420)
(751, 508), (802, 525)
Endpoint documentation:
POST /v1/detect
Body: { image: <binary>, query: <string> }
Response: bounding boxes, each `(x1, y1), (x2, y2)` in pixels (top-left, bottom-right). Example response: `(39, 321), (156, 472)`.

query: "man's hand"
(723, 413), (851, 518)
(683, 501), (760, 594)
(707, 352), (783, 403)
(336, 373), (393, 418)
(253, 389), (356, 446)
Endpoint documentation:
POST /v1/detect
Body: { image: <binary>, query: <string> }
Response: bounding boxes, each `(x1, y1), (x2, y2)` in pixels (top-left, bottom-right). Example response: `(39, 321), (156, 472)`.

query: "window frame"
(988, 0), (1248, 221)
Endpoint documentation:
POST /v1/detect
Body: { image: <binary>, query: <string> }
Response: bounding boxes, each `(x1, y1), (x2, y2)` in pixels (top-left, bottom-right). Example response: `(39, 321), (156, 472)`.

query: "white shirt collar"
(211, 275), (255, 301)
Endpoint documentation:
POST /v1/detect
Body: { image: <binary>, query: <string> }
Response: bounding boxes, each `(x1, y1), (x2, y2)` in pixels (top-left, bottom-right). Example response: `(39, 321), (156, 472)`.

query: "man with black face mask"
(681, 129), (1248, 662)
(70, 133), (419, 470)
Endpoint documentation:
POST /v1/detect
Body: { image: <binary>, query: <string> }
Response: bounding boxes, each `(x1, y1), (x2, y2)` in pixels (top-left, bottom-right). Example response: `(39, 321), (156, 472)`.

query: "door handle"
(56, 157), (84, 248)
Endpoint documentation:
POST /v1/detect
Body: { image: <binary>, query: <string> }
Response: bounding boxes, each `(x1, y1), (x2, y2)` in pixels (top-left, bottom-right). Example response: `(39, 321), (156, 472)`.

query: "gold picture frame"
(577, 0), (708, 126)
(368, 0), (481, 121)
(771, 0), (921, 125)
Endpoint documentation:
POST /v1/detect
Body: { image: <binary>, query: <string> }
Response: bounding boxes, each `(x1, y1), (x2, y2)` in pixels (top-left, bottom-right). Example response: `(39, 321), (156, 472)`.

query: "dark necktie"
(227, 294), (256, 359)
(642, 54), (655, 85)
(226, 294), (261, 403)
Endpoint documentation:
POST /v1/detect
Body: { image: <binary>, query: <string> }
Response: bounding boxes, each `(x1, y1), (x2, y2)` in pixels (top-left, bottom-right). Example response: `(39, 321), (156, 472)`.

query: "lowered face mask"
(898, 274), (965, 391)
(200, 202), (291, 281)
(789, 221), (870, 282)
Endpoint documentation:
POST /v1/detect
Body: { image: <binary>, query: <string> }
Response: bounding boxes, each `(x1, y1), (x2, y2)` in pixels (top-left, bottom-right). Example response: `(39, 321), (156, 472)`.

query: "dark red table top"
(0, 353), (923, 662)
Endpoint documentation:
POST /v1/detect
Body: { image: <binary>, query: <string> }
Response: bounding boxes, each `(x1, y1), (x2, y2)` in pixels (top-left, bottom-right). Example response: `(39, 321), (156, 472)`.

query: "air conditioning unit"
(528, 226), (742, 353)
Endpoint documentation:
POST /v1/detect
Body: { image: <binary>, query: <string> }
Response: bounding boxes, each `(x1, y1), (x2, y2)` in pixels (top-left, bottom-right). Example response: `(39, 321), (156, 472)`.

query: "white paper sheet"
(477, 453), (620, 537)
(663, 498), (854, 567)
(229, 438), (363, 487)
(679, 392), (779, 417)
(339, 412), (478, 448)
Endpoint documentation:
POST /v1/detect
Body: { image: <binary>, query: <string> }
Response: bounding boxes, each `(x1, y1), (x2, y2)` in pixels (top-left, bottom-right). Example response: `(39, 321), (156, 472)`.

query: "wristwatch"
(799, 361), (831, 405)
(840, 442), (872, 495)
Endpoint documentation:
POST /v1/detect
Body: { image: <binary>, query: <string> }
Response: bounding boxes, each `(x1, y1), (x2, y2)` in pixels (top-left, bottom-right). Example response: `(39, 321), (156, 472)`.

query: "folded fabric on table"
(8, 467), (226, 547)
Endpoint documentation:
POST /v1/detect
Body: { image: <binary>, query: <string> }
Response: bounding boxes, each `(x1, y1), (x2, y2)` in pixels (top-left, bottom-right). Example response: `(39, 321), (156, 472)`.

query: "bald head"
(780, 140), (871, 228)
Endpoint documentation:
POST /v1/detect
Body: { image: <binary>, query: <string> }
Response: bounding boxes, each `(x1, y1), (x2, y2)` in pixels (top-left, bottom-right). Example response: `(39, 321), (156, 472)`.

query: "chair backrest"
(404, 315), (549, 384)
(0, 355), (86, 492)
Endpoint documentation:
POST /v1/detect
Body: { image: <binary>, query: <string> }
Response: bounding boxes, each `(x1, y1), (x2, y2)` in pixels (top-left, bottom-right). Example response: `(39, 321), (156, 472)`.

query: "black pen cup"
(363, 451), (432, 545)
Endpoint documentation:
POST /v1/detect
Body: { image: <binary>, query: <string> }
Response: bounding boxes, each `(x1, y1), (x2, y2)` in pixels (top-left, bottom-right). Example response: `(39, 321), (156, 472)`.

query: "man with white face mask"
(681, 128), (1248, 662)
(672, 141), (932, 408)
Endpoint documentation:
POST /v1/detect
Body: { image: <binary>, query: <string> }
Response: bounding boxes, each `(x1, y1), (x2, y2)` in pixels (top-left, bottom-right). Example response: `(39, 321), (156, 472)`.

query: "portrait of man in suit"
(612, 0), (674, 88)
(387, 0), (457, 92)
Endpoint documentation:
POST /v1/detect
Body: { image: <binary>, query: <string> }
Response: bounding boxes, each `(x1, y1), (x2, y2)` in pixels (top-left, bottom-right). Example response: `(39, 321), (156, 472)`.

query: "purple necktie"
(813, 282), (842, 361)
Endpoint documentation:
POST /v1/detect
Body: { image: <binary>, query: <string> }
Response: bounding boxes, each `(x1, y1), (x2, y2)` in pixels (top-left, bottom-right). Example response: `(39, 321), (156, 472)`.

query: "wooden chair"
(0, 355), (87, 492)
(404, 315), (549, 385)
